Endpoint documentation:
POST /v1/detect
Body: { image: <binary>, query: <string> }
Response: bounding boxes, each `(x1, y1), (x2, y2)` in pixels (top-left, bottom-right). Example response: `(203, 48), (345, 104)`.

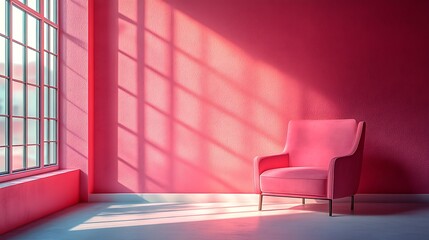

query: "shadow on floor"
(265, 202), (429, 216)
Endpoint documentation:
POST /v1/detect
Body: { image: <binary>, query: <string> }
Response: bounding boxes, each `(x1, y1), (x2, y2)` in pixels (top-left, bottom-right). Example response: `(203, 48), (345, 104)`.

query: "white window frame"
(0, 0), (59, 182)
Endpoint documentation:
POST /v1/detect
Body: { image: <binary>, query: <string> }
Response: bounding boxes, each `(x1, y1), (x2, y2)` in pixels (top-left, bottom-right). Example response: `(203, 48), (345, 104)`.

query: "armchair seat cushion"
(260, 167), (328, 197)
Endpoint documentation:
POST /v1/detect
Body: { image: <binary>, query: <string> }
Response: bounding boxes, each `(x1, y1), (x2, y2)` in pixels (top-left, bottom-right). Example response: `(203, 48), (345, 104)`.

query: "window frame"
(0, 0), (59, 182)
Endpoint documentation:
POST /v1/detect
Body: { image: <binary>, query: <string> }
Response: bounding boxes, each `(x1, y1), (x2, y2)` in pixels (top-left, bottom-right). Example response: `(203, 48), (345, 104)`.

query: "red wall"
(93, 0), (429, 194)
(0, 1), (89, 234)
(0, 170), (80, 234)
(60, 0), (91, 200)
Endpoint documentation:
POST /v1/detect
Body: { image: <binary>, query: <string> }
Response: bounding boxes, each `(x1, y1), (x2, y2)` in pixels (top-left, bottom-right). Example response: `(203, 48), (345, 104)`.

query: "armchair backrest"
(285, 119), (359, 168)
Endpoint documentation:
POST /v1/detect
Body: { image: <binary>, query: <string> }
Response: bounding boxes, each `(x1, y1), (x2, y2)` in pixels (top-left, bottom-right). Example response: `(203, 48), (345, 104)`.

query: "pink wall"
(0, 1), (89, 234)
(0, 0), (88, 234)
(60, 0), (91, 200)
(0, 170), (80, 234)
(93, 0), (429, 194)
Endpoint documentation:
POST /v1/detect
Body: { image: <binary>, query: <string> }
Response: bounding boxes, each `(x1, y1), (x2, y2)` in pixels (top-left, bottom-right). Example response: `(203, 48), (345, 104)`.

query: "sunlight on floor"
(70, 202), (309, 231)
(4, 201), (429, 240)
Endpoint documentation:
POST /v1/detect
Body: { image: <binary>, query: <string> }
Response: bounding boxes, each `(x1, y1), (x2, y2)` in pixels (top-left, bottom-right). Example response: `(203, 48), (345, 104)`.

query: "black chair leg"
(302, 198), (305, 205)
(351, 195), (355, 211)
(258, 195), (263, 211)
(329, 199), (333, 216)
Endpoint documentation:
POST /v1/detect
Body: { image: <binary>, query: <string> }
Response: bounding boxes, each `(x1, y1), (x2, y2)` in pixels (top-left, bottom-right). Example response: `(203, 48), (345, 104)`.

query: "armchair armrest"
(254, 153), (289, 193)
(327, 121), (366, 199)
(327, 154), (362, 199)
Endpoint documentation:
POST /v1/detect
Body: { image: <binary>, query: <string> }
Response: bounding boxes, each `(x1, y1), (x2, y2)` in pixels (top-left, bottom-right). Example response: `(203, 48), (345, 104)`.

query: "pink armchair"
(254, 119), (366, 216)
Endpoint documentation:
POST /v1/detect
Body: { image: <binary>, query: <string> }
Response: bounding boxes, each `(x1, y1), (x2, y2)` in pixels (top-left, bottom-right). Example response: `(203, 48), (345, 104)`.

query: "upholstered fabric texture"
(260, 167), (327, 197)
(255, 119), (366, 200)
(285, 119), (357, 168)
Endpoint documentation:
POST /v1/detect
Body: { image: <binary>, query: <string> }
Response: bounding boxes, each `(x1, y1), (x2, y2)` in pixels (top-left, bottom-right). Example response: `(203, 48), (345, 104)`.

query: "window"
(0, 0), (58, 177)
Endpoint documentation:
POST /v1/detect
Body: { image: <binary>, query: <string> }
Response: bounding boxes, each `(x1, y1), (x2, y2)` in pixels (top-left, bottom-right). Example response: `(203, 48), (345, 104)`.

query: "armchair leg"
(329, 199), (333, 216)
(351, 195), (355, 211)
(258, 195), (263, 211)
(302, 198), (305, 205)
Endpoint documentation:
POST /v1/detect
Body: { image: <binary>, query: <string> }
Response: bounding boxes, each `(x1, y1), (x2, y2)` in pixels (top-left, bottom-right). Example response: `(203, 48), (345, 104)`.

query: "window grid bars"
(1, 0), (58, 175)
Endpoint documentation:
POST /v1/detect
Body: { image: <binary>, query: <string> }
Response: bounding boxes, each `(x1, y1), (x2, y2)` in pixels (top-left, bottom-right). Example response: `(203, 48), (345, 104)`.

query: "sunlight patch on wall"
(118, 0), (137, 22)
(173, 88), (203, 128)
(115, 0), (141, 192)
(109, 0), (335, 192)
(117, 158), (139, 192)
(117, 126), (139, 190)
(205, 28), (250, 83)
(145, 0), (171, 39)
(144, 68), (171, 113)
(206, 143), (250, 186)
(118, 88), (138, 131)
(174, 51), (204, 95)
(118, 18), (137, 59)
(173, 124), (203, 164)
(203, 71), (251, 118)
(174, 10), (204, 60)
(143, 105), (171, 150)
(117, 126), (138, 164)
(143, 144), (170, 191)
(145, 33), (171, 77)
(205, 106), (247, 155)
(118, 52), (138, 95)
(143, 3), (302, 192)
(168, 8), (296, 180)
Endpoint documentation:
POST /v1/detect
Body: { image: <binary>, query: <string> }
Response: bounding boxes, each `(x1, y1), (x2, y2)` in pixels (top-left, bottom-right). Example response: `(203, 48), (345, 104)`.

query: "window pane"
(43, 141), (47, 164)
(27, 145), (38, 168)
(12, 6), (25, 44)
(43, 23), (48, 51)
(0, 147), (6, 173)
(27, 119), (38, 144)
(27, 0), (39, 13)
(49, 119), (55, 141)
(12, 42), (25, 81)
(12, 145), (24, 171)
(27, 14), (39, 50)
(43, 0), (48, 20)
(1, 0), (58, 175)
(49, 142), (56, 164)
(12, 117), (24, 145)
(0, 0), (7, 36)
(49, 87), (55, 118)
(44, 119), (47, 141)
(12, 81), (24, 116)
(27, 85), (38, 117)
(43, 24), (57, 54)
(49, 0), (57, 23)
(0, 116), (7, 146)
(43, 86), (48, 117)
(0, 37), (8, 77)
(49, 53), (56, 86)
(44, 51), (48, 84)
(49, 25), (56, 54)
(27, 48), (39, 85)
(0, 77), (7, 115)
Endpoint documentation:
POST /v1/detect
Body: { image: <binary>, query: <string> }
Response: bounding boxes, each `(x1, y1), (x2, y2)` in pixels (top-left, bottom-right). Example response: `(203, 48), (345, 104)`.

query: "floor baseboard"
(89, 193), (429, 203)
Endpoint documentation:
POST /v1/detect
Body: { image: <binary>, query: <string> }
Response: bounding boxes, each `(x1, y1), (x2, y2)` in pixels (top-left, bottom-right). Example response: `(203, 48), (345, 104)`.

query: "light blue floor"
(3, 201), (429, 240)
